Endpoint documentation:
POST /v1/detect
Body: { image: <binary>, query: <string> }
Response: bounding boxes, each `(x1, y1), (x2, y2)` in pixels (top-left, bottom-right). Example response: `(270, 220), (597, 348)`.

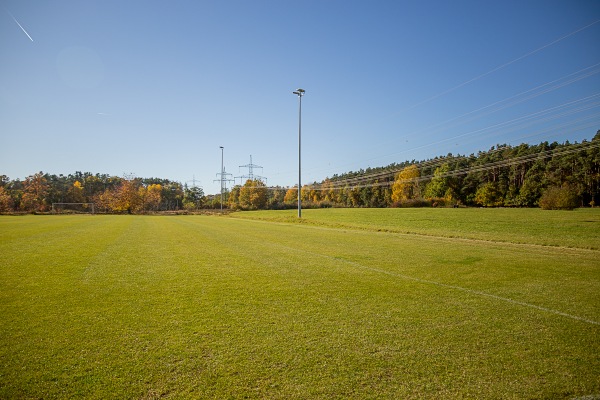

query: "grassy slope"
(234, 207), (600, 249)
(0, 212), (599, 399)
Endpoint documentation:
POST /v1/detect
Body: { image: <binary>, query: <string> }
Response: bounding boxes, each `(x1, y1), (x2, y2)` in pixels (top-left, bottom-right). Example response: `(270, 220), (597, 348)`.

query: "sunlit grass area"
(237, 207), (600, 249)
(1, 211), (599, 398)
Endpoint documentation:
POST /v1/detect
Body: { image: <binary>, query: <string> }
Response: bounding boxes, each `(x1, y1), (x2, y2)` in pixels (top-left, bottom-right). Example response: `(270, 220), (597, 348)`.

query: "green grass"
(236, 207), (600, 249)
(1, 210), (599, 399)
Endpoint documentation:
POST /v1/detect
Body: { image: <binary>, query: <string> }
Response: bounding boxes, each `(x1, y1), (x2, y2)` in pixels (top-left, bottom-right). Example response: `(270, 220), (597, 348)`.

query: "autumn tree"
(348, 186), (361, 207)
(139, 183), (162, 211)
(239, 179), (267, 210)
(228, 185), (241, 209)
(0, 186), (14, 212)
(93, 187), (116, 212)
(297, 185), (309, 202)
(368, 181), (385, 207)
(21, 173), (49, 212)
(320, 180), (335, 204)
(94, 178), (141, 213)
(68, 180), (85, 203)
(308, 186), (320, 203)
(391, 165), (421, 204)
(114, 179), (141, 212)
(336, 186), (348, 205)
(284, 187), (298, 204)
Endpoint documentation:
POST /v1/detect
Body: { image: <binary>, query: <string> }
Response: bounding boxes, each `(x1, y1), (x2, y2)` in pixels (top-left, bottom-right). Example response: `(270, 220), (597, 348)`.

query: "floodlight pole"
(220, 146), (224, 212)
(293, 88), (305, 218)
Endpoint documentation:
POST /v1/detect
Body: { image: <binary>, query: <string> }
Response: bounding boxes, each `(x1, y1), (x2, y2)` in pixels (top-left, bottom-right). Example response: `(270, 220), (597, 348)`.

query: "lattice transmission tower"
(186, 175), (202, 189)
(236, 155), (267, 185)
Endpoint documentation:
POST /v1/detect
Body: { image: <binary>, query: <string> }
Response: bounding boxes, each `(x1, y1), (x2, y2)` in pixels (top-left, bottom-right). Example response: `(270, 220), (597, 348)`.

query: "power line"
(235, 155), (267, 185)
(300, 113), (600, 191)
(395, 19), (600, 114)
(285, 68), (600, 183)
(402, 64), (600, 144)
(186, 175), (202, 189)
(214, 168), (234, 191)
(302, 141), (600, 191)
(337, 94), (600, 180)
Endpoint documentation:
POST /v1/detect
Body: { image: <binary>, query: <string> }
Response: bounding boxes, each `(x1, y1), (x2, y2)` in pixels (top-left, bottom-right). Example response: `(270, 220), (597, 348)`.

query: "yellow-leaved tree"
(21, 172), (49, 212)
(68, 180), (85, 203)
(391, 165), (421, 204)
(284, 187), (298, 203)
(0, 186), (14, 212)
(239, 179), (267, 210)
(144, 184), (162, 211)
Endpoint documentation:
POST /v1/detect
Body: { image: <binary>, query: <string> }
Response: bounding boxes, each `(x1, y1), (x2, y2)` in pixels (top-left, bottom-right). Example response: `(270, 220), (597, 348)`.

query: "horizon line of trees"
(227, 131), (600, 211)
(2, 132), (599, 213)
(0, 173), (216, 214)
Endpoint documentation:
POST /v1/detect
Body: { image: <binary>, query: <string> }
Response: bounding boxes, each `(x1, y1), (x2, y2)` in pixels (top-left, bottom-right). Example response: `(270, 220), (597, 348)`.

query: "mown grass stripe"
(278, 244), (600, 326)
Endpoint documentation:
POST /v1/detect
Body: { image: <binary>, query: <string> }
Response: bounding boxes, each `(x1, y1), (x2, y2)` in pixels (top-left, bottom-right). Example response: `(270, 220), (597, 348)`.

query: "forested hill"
(295, 130), (600, 209)
(1, 131), (599, 212)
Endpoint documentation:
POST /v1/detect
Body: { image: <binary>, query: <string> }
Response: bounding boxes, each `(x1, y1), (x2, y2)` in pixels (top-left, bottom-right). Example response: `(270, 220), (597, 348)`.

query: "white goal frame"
(51, 203), (95, 214)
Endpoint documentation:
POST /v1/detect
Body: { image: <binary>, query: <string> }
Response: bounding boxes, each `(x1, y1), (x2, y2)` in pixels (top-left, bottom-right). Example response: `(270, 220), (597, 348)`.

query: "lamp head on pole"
(293, 88), (305, 97)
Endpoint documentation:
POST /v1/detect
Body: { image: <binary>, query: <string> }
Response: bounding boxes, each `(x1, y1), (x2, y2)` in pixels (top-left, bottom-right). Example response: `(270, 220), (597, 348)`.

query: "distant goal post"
(51, 203), (96, 214)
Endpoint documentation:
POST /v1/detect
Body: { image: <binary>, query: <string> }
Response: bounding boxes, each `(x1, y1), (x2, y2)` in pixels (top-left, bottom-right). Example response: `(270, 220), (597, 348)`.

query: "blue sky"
(1, 0), (599, 194)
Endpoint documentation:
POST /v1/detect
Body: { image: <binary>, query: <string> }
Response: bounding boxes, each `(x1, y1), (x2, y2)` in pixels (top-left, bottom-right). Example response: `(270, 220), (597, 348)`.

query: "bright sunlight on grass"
(1, 209), (599, 399)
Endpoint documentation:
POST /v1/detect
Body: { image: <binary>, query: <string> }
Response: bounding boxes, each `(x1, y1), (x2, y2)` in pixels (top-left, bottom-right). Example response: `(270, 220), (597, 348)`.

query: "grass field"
(1, 209), (599, 399)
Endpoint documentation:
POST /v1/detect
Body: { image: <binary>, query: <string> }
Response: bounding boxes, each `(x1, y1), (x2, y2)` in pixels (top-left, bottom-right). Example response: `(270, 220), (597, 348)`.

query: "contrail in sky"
(7, 10), (34, 42)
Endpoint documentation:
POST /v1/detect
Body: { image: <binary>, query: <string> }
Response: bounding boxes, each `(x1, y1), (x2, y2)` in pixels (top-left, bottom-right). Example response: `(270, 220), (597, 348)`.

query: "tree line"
(0, 172), (212, 213)
(1, 132), (599, 213)
(284, 131), (599, 210)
